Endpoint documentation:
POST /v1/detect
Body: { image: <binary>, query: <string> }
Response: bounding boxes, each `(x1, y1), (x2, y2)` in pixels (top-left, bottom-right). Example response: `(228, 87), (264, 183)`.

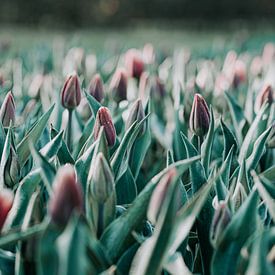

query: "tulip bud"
(4, 147), (20, 188)
(147, 168), (176, 225)
(250, 56), (263, 77)
(61, 74), (81, 110)
(189, 93), (210, 136)
(88, 74), (104, 102)
(125, 49), (144, 79)
(91, 153), (114, 204)
(94, 107), (116, 147)
(109, 68), (128, 103)
(151, 76), (165, 98)
(125, 99), (145, 135)
(255, 84), (273, 113)
(0, 92), (15, 127)
(49, 164), (83, 227)
(0, 189), (13, 231)
(210, 201), (231, 247)
(233, 59), (246, 88)
(143, 43), (155, 64)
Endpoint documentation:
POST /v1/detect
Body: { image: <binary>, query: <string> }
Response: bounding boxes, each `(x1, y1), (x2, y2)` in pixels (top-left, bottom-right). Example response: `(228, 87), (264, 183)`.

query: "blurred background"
(0, 0), (275, 26)
(0, 0), (275, 56)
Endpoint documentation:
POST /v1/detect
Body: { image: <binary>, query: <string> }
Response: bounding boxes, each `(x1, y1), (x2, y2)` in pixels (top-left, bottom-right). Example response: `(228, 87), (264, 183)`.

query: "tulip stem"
(67, 110), (73, 152)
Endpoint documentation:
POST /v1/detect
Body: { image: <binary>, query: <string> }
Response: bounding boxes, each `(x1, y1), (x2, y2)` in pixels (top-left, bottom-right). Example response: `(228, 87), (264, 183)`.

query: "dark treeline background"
(0, 0), (274, 27)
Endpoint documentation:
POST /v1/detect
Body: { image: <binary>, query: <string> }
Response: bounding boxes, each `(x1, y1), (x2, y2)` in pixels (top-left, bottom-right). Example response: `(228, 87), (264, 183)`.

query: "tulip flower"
(0, 91), (15, 127)
(49, 165), (83, 227)
(61, 74), (81, 110)
(110, 68), (128, 103)
(61, 74), (81, 151)
(255, 84), (273, 113)
(91, 153), (114, 204)
(189, 93), (210, 137)
(88, 74), (104, 102)
(0, 189), (14, 231)
(125, 49), (144, 79)
(94, 107), (116, 147)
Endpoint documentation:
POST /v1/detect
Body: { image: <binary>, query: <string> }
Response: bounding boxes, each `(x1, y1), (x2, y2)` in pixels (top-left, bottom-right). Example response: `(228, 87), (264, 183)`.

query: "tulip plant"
(0, 41), (274, 275)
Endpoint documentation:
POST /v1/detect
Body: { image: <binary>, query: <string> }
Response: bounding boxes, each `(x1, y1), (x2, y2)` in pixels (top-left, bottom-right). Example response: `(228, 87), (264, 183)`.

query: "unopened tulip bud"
(49, 165), (83, 227)
(143, 43), (155, 64)
(125, 49), (144, 79)
(0, 189), (13, 231)
(61, 74), (81, 110)
(91, 153), (114, 204)
(110, 68), (128, 103)
(210, 201), (231, 247)
(0, 92), (15, 127)
(88, 74), (104, 102)
(255, 84), (273, 113)
(94, 107), (116, 147)
(233, 60), (246, 88)
(4, 147), (20, 188)
(151, 76), (165, 98)
(189, 93), (210, 136)
(125, 99), (145, 135)
(147, 168), (177, 224)
(250, 56), (263, 77)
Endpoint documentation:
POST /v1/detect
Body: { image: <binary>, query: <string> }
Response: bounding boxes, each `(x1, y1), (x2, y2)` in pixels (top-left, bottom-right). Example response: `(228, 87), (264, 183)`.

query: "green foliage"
(0, 39), (274, 275)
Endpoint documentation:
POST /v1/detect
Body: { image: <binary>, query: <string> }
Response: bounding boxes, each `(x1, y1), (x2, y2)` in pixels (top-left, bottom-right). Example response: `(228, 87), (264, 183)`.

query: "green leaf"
(238, 103), (269, 164)
(224, 91), (248, 144)
(2, 170), (41, 232)
(211, 191), (259, 275)
(85, 90), (102, 118)
(56, 214), (89, 275)
(39, 130), (63, 159)
(201, 106), (215, 176)
(50, 126), (74, 165)
(246, 126), (272, 172)
(17, 105), (54, 167)
(100, 156), (200, 262)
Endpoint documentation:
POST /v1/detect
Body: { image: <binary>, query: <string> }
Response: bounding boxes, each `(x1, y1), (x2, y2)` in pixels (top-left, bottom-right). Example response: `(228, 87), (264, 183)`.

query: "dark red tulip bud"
(88, 74), (104, 102)
(61, 74), (81, 110)
(0, 189), (14, 231)
(189, 93), (210, 136)
(210, 201), (231, 247)
(125, 49), (144, 79)
(49, 165), (83, 227)
(147, 168), (177, 224)
(94, 107), (116, 147)
(125, 99), (145, 135)
(255, 84), (273, 113)
(110, 68), (128, 103)
(0, 91), (15, 127)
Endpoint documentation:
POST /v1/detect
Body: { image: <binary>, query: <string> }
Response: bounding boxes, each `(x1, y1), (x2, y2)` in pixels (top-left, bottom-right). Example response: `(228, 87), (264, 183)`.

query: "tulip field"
(0, 28), (274, 275)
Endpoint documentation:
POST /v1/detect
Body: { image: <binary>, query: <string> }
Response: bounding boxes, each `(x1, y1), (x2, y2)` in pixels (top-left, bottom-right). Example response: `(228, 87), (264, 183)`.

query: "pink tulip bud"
(0, 189), (14, 231)
(138, 72), (150, 100)
(147, 168), (177, 224)
(49, 165), (83, 227)
(94, 107), (116, 147)
(0, 91), (15, 127)
(233, 60), (246, 88)
(125, 49), (144, 79)
(110, 68), (128, 103)
(189, 93), (210, 136)
(61, 74), (81, 110)
(88, 74), (104, 102)
(255, 84), (273, 113)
